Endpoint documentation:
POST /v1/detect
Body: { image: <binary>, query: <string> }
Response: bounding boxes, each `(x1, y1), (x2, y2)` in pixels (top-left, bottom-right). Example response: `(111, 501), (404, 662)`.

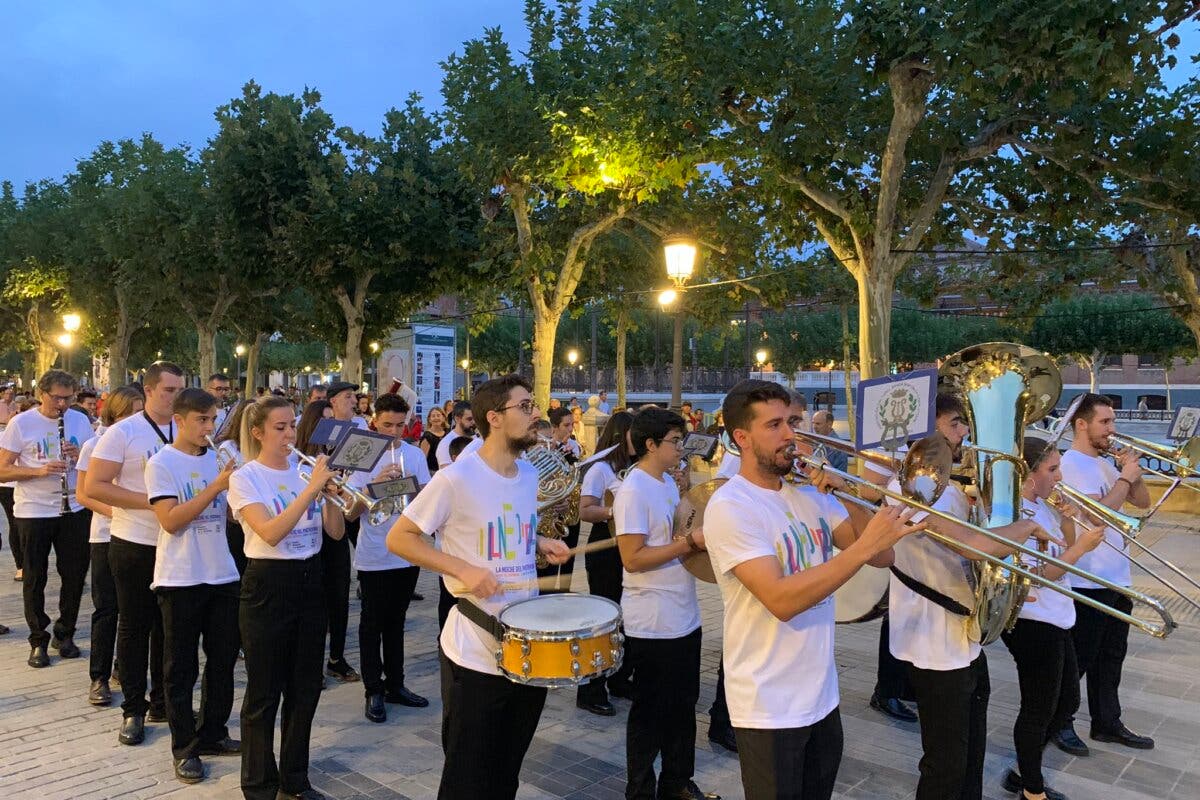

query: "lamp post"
(57, 333), (74, 374)
(755, 349), (768, 376)
(234, 344), (246, 394)
(61, 312), (81, 376)
(661, 233), (697, 410)
(460, 358), (471, 400)
(566, 348), (580, 393)
(369, 342), (380, 390)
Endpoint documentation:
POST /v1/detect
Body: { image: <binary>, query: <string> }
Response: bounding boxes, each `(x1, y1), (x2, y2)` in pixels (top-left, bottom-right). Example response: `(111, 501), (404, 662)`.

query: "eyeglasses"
(659, 436), (685, 448)
(47, 393), (75, 403)
(497, 400), (539, 416)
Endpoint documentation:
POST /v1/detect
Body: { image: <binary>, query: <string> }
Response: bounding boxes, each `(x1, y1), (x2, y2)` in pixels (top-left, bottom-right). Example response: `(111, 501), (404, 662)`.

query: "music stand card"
(680, 432), (719, 462)
(367, 476), (418, 500)
(327, 429), (393, 473)
(1168, 406), (1200, 442)
(311, 418), (355, 449)
(856, 368), (937, 452)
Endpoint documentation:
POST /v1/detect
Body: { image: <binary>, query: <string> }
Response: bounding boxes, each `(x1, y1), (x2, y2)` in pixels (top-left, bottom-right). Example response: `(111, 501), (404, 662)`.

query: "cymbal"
(671, 478), (727, 584)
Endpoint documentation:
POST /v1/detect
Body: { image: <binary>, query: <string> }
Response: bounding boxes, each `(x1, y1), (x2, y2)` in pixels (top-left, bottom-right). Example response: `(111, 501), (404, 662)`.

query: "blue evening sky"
(1, 2), (1196, 191)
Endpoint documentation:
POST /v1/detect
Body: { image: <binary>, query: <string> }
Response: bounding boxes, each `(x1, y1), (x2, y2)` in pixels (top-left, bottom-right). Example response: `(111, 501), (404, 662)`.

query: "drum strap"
(889, 566), (970, 617)
(456, 598), (504, 640)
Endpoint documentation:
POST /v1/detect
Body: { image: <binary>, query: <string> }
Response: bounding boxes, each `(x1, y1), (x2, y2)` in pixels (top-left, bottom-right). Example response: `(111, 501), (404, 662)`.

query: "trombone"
(287, 445), (385, 516)
(1049, 482), (1200, 614)
(1105, 433), (1200, 499)
(791, 430), (1177, 639)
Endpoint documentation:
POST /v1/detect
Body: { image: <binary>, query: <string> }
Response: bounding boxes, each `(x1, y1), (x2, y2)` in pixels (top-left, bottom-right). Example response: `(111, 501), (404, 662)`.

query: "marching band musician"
(703, 380), (920, 800)
(228, 395), (346, 800)
(1000, 436), (1105, 800)
(0, 369), (94, 667)
(345, 392), (431, 724)
(885, 393), (1056, 800)
(538, 406), (583, 592)
(386, 374), (569, 800)
(1056, 394), (1155, 752)
(614, 407), (720, 800)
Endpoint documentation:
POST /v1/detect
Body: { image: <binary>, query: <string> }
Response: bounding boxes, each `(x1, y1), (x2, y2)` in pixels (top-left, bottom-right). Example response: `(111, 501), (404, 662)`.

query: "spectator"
(811, 410), (848, 472)
(596, 390), (612, 415)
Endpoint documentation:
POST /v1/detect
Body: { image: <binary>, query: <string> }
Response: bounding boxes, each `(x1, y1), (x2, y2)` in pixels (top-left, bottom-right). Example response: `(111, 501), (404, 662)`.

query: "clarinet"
(58, 415), (71, 515)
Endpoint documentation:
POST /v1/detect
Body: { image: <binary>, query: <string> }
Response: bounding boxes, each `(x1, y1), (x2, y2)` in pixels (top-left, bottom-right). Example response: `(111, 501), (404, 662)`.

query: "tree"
(1, 259), (69, 376)
(440, 0), (704, 407)
(613, 0), (1184, 378)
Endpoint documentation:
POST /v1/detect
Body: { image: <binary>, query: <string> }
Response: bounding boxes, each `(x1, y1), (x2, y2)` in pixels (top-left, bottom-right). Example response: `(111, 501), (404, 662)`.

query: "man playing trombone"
(1057, 393), (1154, 752)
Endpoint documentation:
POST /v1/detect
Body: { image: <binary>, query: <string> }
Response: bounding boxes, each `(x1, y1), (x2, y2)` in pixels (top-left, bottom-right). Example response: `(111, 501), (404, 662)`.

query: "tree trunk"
(530, 306), (558, 411)
(856, 270), (894, 379)
(107, 290), (134, 390)
(244, 332), (266, 396)
(671, 310), (684, 409)
(1165, 363), (1173, 411)
(616, 307), (629, 409)
(26, 303), (58, 378)
(518, 304), (526, 375)
(841, 305), (856, 441)
(1087, 349), (1104, 393)
(334, 271), (374, 386)
(196, 322), (217, 381)
(35, 343), (57, 377)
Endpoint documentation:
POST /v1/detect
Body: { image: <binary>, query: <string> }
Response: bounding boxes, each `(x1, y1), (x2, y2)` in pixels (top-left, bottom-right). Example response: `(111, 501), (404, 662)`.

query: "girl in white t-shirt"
(75, 386), (144, 707)
(214, 399), (252, 576)
(1001, 438), (1104, 800)
(227, 396), (344, 800)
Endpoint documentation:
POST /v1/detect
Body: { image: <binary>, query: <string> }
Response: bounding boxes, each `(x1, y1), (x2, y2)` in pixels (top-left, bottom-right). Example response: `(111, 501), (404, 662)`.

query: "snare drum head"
(833, 561), (889, 624)
(499, 594), (620, 632)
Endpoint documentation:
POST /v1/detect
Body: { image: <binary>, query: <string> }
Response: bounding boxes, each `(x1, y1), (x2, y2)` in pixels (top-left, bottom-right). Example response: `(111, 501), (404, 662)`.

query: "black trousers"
(579, 520), (625, 704)
(708, 659), (730, 729)
(0, 485), (21, 570)
(874, 614), (910, 700)
(226, 519), (247, 576)
(109, 536), (165, 716)
(358, 566), (419, 696)
(319, 528), (350, 663)
(240, 556), (327, 800)
(17, 511), (90, 647)
(1002, 620), (1080, 794)
(438, 577), (456, 632)
(734, 708), (844, 800)
(1071, 587), (1131, 731)
(906, 653), (989, 800)
(89, 541), (118, 681)
(625, 628), (702, 800)
(438, 652), (547, 800)
(535, 521), (580, 592)
(159, 582), (240, 760)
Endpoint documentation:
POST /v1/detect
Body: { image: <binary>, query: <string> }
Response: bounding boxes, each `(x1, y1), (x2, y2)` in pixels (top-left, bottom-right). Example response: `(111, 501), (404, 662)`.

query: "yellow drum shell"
(495, 595), (624, 688)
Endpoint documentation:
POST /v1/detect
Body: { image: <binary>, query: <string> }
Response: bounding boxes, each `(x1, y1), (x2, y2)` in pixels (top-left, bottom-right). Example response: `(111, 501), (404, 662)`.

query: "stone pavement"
(1, 515), (1198, 799)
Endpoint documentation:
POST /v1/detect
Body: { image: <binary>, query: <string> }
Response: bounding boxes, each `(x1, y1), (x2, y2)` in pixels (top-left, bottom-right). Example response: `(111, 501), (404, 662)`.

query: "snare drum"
(495, 594), (624, 687)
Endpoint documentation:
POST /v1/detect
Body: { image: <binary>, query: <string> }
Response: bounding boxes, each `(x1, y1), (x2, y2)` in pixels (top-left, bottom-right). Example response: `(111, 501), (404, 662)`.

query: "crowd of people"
(0, 366), (1165, 800)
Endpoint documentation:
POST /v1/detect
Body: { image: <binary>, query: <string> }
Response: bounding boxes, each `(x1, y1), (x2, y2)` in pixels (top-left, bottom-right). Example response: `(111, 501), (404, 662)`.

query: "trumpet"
(366, 443), (409, 527)
(792, 430), (1177, 639)
(287, 445), (379, 515)
(206, 435), (239, 471)
(1048, 482), (1200, 614)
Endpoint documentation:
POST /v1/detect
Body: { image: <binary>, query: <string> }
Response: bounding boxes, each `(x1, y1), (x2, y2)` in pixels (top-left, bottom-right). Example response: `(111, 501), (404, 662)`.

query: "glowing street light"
(755, 349), (768, 367)
(62, 312), (82, 333)
(663, 234), (697, 287)
(658, 289), (678, 307)
(57, 332), (73, 348)
(566, 349), (579, 366)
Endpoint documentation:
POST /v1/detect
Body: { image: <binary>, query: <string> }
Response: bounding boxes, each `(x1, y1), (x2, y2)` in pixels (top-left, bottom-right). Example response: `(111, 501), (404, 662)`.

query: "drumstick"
(505, 537), (622, 592)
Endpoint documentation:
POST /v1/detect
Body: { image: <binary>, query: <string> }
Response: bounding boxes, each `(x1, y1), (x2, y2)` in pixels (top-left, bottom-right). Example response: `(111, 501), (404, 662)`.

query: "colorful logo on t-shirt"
(181, 472), (224, 511)
(271, 485), (322, 521)
(478, 503), (537, 561)
(34, 434), (80, 461)
(775, 511), (834, 575)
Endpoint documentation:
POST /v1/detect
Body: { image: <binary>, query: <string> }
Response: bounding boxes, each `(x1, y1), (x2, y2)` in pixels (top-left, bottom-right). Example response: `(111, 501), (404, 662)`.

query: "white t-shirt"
(704, 476), (847, 728)
(614, 466), (700, 639)
(554, 438), (582, 460)
(77, 432), (111, 543)
(145, 446), (238, 589)
(715, 452), (741, 480)
(0, 408), (94, 518)
(228, 460), (325, 560)
(435, 430), (477, 468)
(213, 407), (230, 438)
(1060, 449), (1130, 589)
(887, 480), (981, 670)
(402, 451), (540, 674)
(92, 413), (174, 546)
(347, 441), (430, 571)
(1017, 498), (1075, 629)
(581, 461), (622, 502)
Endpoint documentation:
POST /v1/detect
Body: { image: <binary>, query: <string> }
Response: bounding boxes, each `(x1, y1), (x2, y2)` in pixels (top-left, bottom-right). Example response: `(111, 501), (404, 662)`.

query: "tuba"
(938, 342), (1062, 645)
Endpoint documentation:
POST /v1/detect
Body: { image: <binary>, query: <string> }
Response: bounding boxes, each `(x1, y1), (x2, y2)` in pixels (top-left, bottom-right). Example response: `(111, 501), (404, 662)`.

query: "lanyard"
(143, 411), (173, 445)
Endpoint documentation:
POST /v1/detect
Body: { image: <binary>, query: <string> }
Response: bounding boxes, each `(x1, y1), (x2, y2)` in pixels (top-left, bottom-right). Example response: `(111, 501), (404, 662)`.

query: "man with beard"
(702, 379), (920, 799)
(1054, 393), (1154, 753)
(435, 400), (479, 468)
(887, 393), (1055, 800)
(387, 374), (570, 800)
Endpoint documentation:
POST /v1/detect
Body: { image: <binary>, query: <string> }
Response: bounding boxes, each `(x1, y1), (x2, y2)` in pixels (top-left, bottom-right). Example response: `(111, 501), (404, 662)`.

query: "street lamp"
(62, 313), (81, 333)
(567, 349), (579, 366)
(755, 349), (768, 374)
(369, 342), (380, 391)
(57, 332), (74, 374)
(662, 235), (697, 410)
(234, 344), (246, 390)
(460, 358), (471, 400)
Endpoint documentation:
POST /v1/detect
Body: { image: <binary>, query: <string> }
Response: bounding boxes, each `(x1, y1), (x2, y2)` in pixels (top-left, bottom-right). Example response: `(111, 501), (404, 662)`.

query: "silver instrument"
(58, 415), (71, 515)
(206, 435), (239, 471)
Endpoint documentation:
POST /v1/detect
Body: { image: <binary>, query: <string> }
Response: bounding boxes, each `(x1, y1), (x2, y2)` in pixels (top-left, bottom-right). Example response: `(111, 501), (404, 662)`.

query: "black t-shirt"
(422, 431), (444, 473)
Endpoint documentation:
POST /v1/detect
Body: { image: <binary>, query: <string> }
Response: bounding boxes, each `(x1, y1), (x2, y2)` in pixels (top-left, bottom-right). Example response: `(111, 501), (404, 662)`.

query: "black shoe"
(1091, 722), (1154, 750)
(708, 724), (738, 753)
(658, 781), (720, 800)
(326, 659), (360, 683)
(198, 736), (241, 755)
(276, 788), (327, 799)
(28, 644), (49, 668)
(0, 622), (9, 634)
(89, 678), (112, 706)
(384, 685), (429, 707)
(174, 756), (204, 784)
(870, 693), (918, 722)
(411, 591), (425, 601)
(365, 693), (387, 723)
(576, 698), (617, 717)
(1051, 726), (1090, 756)
(608, 680), (634, 699)
(1002, 768), (1068, 800)
(50, 636), (81, 658)
(147, 705), (168, 723)
(119, 715), (145, 746)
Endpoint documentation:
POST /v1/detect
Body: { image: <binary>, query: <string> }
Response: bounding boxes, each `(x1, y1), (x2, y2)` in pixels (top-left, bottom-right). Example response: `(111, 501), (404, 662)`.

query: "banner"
(855, 368), (938, 451)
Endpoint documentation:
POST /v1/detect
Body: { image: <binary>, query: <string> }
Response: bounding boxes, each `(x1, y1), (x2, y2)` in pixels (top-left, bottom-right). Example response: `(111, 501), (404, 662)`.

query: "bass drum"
(833, 561), (889, 624)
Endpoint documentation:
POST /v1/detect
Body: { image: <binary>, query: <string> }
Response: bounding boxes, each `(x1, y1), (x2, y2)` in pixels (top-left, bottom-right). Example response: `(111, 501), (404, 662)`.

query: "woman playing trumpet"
(1000, 437), (1105, 800)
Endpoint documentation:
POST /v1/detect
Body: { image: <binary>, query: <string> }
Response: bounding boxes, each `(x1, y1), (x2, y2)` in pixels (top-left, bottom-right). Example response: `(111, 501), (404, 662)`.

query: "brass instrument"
(524, 438), (582, 567)
(1105, 432), (1200, 499)
(206, 435), (239, 471)
(288, 445), (386, 516)
(792, 431), (1176, 639)
(367, 442), (409, 527)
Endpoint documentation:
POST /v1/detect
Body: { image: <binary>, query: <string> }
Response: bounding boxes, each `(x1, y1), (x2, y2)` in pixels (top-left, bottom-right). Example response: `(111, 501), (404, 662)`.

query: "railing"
(539, 366), (755, 394)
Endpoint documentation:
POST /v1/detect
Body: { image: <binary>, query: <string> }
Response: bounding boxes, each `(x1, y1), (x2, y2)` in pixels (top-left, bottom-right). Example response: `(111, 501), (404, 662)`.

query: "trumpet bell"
(897, 434), (954, 507)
